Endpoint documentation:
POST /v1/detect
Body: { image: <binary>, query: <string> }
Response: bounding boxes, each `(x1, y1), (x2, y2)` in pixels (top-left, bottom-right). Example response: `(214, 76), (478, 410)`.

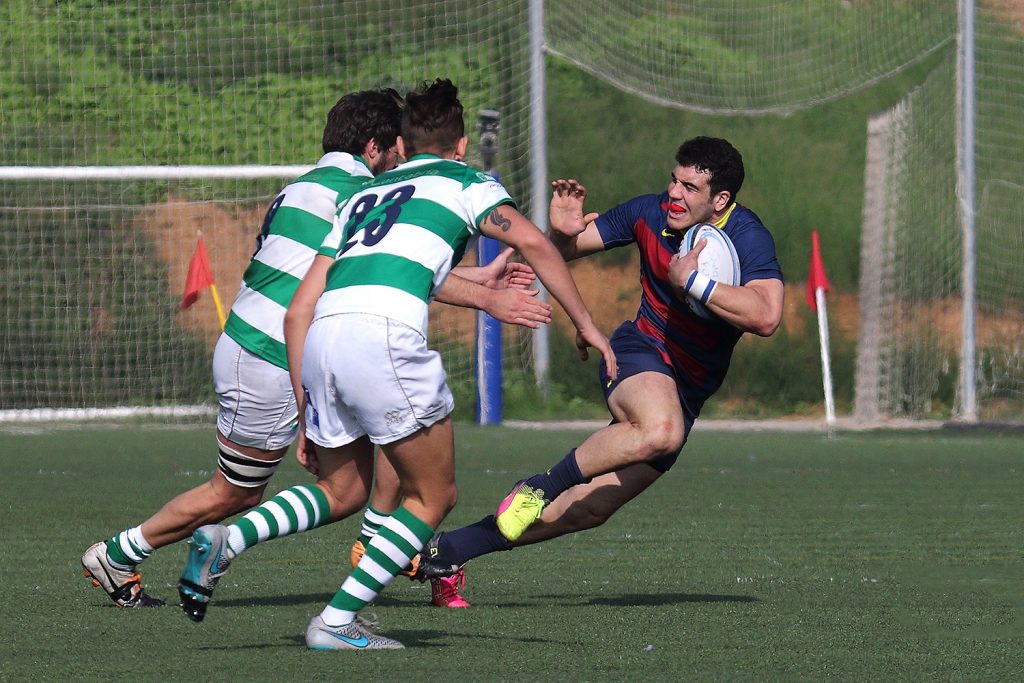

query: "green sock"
(321, 506), (433, 625)
(357, 505), (390, 545)
(104, 526), (152, 568)
(226, 484), (331, 556)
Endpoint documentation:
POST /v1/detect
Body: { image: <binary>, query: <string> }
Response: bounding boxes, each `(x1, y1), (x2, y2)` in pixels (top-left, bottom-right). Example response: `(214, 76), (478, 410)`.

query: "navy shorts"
(598, 320), (696, 473)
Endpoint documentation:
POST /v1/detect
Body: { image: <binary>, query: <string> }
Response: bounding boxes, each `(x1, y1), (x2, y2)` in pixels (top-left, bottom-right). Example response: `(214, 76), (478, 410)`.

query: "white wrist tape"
(684, 270), (718, 305)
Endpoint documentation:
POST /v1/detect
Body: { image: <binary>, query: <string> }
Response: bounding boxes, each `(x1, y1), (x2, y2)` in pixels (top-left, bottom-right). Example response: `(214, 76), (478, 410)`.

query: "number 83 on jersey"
(339, 185), (416, 255)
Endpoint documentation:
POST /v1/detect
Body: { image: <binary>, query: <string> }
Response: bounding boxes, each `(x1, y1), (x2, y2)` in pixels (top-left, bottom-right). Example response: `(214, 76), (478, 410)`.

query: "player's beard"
(370, 150), (398, 176)
(370, 156), (390, 175)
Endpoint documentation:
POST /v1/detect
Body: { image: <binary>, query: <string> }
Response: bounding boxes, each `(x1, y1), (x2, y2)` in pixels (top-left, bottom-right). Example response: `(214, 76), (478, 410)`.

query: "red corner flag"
(806, 230), (831, 311)
(181, 235), (227, 329)
(181, 235), (215, 310)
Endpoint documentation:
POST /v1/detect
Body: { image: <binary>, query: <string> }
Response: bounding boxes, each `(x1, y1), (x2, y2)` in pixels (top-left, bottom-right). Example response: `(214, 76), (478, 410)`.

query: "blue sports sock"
(524, 448), (588, 502)
(437, 516), (511, 566)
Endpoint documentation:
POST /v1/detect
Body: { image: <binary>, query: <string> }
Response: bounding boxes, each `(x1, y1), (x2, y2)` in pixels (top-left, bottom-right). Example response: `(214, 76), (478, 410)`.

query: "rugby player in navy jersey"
(416, 136), (785, 607)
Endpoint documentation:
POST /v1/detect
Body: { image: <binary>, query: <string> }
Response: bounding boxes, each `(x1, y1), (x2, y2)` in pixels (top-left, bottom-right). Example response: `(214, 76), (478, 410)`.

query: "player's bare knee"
(207, 475), (265, 515)
(206, 443), (283, 518)
(229, 485), (265, 513)
(324, 487), (370, 519)
(638, 418), (685, 460)
(420, 482), (458, 517)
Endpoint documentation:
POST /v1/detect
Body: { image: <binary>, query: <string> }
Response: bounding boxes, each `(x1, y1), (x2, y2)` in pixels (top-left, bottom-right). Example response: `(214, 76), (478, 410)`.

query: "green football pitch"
(1, 424), (1021, 680)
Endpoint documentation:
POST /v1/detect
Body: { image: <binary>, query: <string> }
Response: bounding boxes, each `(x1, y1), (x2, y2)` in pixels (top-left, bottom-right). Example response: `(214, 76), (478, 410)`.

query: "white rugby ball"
(678, 223), (740, 319)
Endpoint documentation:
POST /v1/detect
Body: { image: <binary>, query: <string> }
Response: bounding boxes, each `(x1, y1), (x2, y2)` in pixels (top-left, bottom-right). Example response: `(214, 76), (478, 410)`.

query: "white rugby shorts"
(301, 313), (454, 447)
(212, 334), (299, 450)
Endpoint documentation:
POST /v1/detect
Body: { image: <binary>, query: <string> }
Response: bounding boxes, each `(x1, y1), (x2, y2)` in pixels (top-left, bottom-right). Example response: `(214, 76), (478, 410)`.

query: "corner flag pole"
(181, 231), (227, 331)
(209, 281), (226, 331)
(807, 231), (836, 437)
(198, 231), (227, 331)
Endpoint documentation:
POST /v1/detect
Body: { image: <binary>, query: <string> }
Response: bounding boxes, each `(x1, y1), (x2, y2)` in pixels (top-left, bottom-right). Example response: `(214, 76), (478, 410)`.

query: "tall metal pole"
(958, 0), (978, 421)
(529, 0), (550, 399)
(476, 110), (503, 425)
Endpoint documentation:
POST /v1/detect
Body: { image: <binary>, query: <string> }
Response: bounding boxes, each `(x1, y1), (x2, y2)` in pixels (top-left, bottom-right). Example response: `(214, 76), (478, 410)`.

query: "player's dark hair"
(401, 78), (465, 157)
(322, 88), (403, 155)
(675, 136), (745, 205)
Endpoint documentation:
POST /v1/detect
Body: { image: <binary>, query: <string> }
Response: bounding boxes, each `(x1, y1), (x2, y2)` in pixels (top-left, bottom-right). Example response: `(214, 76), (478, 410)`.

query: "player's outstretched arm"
(480, 203), (617, 379)
(452, 246), (537, 290)
(435, 272), (552, 329)
(548, 179), (606, 261)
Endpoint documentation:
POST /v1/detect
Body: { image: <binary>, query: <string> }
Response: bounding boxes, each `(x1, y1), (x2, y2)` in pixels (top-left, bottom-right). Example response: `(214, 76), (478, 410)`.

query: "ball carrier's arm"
(548, 179), (608, 261)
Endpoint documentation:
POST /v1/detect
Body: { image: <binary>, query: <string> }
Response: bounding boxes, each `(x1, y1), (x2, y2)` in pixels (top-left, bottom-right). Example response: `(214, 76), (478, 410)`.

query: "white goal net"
(855, 60), (961, 421)
(546, 0), (1022, 423)
(2, 1), (1021, 424)
(0, 0), (536, 419)
(855, 7), (1023, 423)
(546, 0), (954, 115)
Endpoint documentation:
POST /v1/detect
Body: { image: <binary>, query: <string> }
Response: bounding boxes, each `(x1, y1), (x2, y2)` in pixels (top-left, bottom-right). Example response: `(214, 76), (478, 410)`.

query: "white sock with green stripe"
(320, 506), (433, 626)
(225, 484), (331, 557)
(357, 505), (390, 545)
(104, 525), (153, 569)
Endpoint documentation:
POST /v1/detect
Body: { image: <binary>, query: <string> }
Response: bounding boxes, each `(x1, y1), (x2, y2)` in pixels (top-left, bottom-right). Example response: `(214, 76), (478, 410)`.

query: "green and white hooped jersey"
(224, 152), (373, 369)
(315, 154), (516, 337)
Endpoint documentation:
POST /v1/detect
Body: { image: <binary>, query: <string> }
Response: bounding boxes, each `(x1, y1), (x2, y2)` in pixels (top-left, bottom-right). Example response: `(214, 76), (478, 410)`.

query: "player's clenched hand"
(669, 237), (706, 291)
(486, 287), (552, 328)
(550, 179), (600, 237)
(294, 430), (319, 476)
(575, 324), (618, 380)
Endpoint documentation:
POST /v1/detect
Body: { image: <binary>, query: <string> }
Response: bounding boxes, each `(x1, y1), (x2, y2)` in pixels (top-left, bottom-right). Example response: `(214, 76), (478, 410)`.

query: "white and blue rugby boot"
(178, 524), (233, 622)
(305, 615), (405, 650)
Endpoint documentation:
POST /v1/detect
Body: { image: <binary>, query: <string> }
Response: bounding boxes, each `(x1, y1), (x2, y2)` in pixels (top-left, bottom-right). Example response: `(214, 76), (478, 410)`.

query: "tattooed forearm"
(487, 206), (512, 232)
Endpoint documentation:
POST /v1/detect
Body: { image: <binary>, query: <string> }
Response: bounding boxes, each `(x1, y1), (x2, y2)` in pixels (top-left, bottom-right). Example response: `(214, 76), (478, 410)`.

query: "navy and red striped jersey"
(594, 191), (783, 414)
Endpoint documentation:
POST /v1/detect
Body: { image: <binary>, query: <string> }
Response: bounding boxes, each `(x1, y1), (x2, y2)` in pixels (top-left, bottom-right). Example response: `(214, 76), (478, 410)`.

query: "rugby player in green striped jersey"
(83, 88), (550, 612)
(277, 78), (615, 650)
